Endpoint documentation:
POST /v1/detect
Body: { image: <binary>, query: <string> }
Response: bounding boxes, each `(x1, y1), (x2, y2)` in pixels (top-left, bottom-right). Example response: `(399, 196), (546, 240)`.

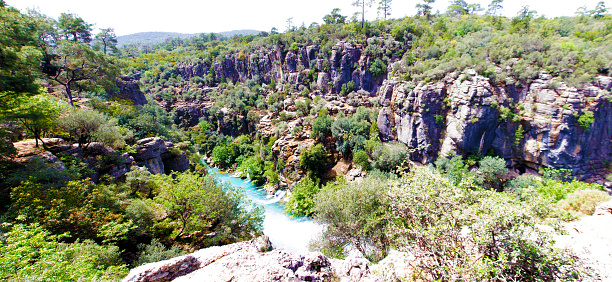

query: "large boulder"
(122, 239), (387, 282)
(132, 137), (189, 175)
(112, 75), (147, 106)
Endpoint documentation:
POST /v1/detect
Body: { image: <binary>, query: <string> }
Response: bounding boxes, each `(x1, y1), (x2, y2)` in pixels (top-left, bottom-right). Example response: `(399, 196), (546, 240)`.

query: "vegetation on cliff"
(1, 0), (612, 280)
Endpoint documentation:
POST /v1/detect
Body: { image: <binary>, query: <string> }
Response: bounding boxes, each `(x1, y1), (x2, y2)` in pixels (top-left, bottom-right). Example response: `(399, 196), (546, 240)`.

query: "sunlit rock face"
(377, 71), (612, 181)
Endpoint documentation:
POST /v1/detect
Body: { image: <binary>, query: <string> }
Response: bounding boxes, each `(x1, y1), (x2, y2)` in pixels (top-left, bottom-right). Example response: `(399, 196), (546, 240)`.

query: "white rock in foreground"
(122, 239), (389, 282)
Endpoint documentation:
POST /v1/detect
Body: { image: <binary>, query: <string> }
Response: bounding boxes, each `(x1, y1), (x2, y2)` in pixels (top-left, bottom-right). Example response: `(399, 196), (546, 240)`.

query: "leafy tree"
(369, 58), (387, 78)
(153, 171), (264, 242)
(49, 41), (120, 106)
(57, 108), (128, 148)
(311, 111), (333, 140)
(386, 166), (581, 280)
(510, 6), (536, 34)
(416, 0), (436, 17)
(577, 110), (595, 130)
(314, 177), (390, 261)
(57, 13), (92, 43)
(8, 179), (130, 242)
(447, 0), (468, 15)
(299, 144), (327, 177)
(377, 0), (392, 20)
(486, 0), (504, 16)
(478, 156), (508, 191)
(353, 0), (374, 28)
(591, 1), (608, 18)
(323, 8), (347, 24)
(0, 5), (41, 114)
(10, 94), (65, 147)
(153, 172), (222, 239)
(135, 238), (186, 266)
(94, 28), (118, 55)
(285, 176), (319, 218)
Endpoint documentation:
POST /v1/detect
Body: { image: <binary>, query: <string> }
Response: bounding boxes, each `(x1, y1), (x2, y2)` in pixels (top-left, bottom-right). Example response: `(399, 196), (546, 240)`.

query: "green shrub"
(386, 166), (582, 280)
(313, 177), (390, 262)
(478, 156), (508, 190)
(577, 110), (595, 130)
(352, 150), (370, 170)
(371, 142), (408, 172)
(536, 180), (604, 202)
(135, 238), (186, 266)
(299, 144), (327, 177)
(505, 173), (541, 192)
(0, 223), (127, 281)
(557, 189), (610, 215)
(285, 176), (320, 218)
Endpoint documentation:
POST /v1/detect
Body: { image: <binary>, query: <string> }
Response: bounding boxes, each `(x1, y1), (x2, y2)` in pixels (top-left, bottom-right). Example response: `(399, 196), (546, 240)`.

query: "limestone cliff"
(377, 71), (612, 181)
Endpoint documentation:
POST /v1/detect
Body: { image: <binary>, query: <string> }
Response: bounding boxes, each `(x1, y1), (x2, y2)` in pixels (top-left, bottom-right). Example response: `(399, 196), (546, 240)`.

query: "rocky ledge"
(121, 237), (403, 282)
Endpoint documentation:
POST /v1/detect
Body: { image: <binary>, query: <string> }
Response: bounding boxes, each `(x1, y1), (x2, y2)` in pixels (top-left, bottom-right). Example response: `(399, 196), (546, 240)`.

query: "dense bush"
(557, 189), (610, 215)
(285, 176), (320, 218)
(313, 177), (390, 261)
(0, 223), (127, 281)
(299, 144), (327, 177)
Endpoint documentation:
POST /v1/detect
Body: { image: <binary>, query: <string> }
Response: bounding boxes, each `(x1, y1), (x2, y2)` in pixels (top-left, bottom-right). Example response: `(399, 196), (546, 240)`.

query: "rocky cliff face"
(132, 137), (190, 175)
(377, 71), (612, 181)
(149, 38), (611, 181)
(172, 39), (397, 95)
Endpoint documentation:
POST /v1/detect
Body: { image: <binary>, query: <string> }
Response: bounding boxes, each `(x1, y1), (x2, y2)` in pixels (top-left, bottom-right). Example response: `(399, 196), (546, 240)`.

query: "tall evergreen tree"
(486, 0), (504, 16)
(377, 0), (392, 20)
(353, 0), (373, 28)
(58, 13), (92, 43)
(416, 0), (436, 17)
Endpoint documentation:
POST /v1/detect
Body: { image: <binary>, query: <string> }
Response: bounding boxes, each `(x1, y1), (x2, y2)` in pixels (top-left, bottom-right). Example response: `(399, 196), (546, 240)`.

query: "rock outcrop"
(132, 137), (190, 174)
(122, 239), (389, 282)
(112, 75), (148, 106)
(377, 71), (612, 180)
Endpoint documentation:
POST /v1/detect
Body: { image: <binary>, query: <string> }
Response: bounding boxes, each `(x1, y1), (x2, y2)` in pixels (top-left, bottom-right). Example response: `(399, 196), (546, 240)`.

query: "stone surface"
(375, 72), (612, 179)
(554, 200), (612, 281)
(112, 75), (147, 106)
(123, 239), (396, 282)
(123, 241), (336, 282)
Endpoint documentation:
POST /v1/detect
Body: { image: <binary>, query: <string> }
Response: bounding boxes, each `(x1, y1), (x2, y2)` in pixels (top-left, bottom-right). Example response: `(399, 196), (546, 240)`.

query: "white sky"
(5, 0), (609, 36)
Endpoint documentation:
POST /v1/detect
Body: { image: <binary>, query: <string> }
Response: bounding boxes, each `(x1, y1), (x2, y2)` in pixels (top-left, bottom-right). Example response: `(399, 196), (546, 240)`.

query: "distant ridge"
(117, 30), (261, 47)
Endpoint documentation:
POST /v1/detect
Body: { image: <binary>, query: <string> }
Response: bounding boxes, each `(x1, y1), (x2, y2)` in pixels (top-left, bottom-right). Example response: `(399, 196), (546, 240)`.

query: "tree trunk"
(65, 85), (74, 106)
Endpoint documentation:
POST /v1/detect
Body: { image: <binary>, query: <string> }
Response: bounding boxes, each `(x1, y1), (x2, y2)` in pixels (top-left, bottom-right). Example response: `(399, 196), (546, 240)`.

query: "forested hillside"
(1, 0), (612, 280)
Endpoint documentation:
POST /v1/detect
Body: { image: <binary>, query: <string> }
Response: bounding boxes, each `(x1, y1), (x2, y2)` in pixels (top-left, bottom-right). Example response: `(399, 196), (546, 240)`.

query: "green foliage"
(135, 238), (186, 266)
(386, 167), (582, 280)
(323, 8), (347, 24)
(8, 179), (130, 242)
(311, 111), (334, 140)
(237, 155), (265, 185)
(577, 110), (595, 130)
(58, 108), (130, 148)
(153, 171), (263, 243)
(299, 144), (327, 177)
(514, 124), (524, 149)
(435, 154), (474, 185)
(535, 179), (604, 202)
(9, 93), (65, 147)
(0, 223), (127, 281)
(371, 142), (407, 172)
(285, 176), (320, 218)
(352, 150), (370, 170)
(557, 189), (610, 216)
(314, 177), (390, 262)
(0, 5), (41, 114)
(369, 58), (387, 78)
(478, 156), (508, 190)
